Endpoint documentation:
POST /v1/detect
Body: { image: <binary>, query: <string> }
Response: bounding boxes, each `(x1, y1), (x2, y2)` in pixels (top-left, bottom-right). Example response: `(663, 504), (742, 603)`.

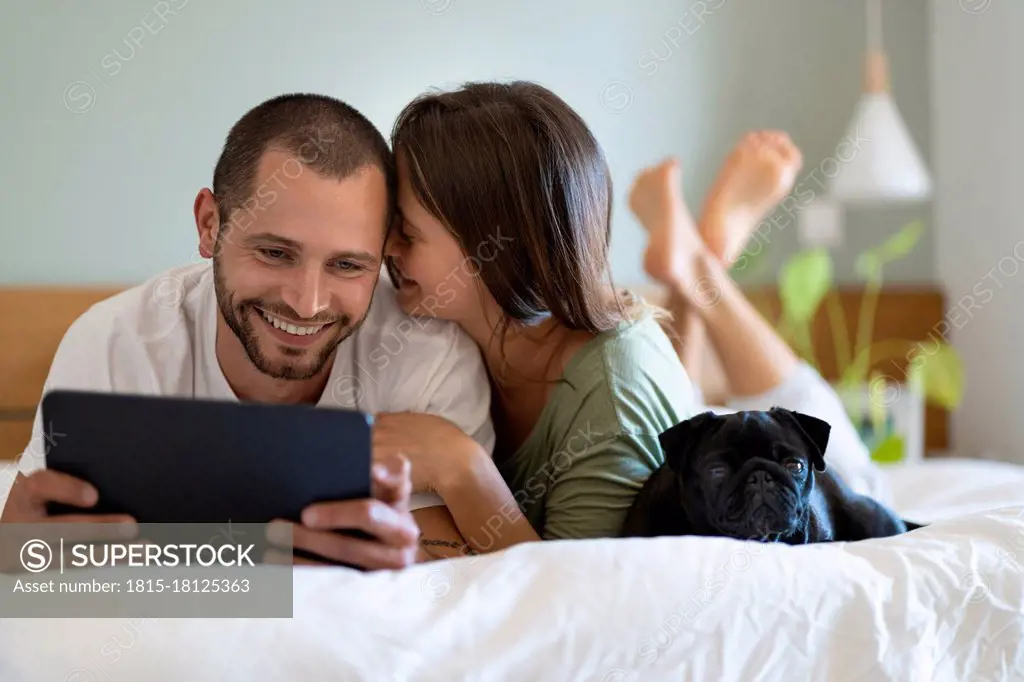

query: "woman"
(374, 81), (697, 557)
(376, 83), (886, 561)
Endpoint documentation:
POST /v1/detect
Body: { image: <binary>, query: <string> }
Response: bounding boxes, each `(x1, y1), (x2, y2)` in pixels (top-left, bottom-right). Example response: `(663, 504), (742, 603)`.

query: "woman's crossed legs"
(629, 134), (890, 501)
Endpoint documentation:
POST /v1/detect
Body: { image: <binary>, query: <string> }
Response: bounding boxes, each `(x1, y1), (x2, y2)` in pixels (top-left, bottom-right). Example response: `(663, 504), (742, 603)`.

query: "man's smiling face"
(209, 149), (388, 380)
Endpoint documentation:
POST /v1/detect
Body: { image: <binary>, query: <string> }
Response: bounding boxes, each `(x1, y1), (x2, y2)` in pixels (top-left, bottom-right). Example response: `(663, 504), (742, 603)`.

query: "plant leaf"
(855, 222), (924, 280)
(907, 342), (965, 409)
(876, 221), (925, 264)
(855, 251), (881, 281)
(871, 434), (906, 464)
(779, 249), (833, 325)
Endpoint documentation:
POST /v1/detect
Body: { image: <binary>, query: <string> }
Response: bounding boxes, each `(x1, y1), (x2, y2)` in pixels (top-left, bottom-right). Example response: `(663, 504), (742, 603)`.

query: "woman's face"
(386, 153), (489, 323)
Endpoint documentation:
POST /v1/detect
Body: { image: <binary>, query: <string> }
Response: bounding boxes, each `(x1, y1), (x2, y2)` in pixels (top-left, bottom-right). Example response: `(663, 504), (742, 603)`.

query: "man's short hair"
(212, 93), (395, 232)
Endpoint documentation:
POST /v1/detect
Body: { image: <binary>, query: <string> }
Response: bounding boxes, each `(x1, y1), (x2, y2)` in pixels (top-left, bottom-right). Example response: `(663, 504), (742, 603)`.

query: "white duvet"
(1, 458), (1023, 682)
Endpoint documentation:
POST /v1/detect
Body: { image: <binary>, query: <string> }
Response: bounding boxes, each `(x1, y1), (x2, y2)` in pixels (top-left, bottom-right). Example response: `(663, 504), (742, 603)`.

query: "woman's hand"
(376, 413), (541, 555)
(373, 413), (485, 495)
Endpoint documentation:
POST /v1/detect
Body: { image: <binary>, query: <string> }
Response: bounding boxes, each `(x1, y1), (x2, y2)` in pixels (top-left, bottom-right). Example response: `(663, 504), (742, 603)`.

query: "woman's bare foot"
(700, 131), (803, 265)
(628, 158), (708, 293)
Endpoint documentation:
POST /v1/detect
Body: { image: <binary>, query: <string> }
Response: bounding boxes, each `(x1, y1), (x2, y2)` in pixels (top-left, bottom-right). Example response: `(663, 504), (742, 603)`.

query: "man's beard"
(212, 257), (366, 380)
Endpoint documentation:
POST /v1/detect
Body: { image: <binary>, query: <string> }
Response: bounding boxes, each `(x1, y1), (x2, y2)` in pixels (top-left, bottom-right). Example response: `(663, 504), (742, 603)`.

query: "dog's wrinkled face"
(658, 407), (831, 542)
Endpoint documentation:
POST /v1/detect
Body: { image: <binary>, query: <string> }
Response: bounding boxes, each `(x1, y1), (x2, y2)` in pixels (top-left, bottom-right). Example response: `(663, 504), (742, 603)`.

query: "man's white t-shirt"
(0, 263), (495, 512)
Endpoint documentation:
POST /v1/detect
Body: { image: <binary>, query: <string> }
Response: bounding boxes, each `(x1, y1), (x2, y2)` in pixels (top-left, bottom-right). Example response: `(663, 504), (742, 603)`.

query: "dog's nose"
(747, 470), (774, 492)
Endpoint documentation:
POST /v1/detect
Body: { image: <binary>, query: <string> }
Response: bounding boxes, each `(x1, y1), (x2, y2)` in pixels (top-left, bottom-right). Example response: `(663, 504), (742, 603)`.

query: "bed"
(1, 460), (1022, 681)
(1, 286), (1022, 681)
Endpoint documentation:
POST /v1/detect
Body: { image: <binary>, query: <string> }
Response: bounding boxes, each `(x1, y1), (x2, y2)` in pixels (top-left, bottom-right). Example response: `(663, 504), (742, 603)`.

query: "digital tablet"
(41, 389), (373, 525)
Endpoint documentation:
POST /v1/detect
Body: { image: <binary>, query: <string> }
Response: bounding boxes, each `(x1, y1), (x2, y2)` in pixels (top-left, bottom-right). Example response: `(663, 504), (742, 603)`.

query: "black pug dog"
(621, 407), (919, 543)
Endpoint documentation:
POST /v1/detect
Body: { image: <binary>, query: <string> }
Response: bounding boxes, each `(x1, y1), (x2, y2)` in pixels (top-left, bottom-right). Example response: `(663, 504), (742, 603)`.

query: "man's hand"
(0, 470), (138, 572)
(0, 470), (136, 527)
(267, 455), (420, 571)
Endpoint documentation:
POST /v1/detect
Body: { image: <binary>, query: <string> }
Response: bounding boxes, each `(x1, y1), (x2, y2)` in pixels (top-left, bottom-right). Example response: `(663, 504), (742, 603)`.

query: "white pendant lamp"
(827, 0), (932, 205)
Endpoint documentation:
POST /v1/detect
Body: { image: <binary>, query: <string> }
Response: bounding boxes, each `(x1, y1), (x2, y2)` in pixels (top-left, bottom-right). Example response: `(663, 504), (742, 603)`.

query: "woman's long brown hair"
(390, 81), (644, 340)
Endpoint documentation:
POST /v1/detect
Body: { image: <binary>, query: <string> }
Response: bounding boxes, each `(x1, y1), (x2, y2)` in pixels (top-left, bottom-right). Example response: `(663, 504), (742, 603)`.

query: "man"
(0, 93), (494, 570)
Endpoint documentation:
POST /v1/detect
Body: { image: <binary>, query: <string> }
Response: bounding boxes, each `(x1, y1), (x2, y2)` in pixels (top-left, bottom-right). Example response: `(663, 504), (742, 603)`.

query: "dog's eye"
(708, 465), (728, 479)
(784, 459), (805, 473)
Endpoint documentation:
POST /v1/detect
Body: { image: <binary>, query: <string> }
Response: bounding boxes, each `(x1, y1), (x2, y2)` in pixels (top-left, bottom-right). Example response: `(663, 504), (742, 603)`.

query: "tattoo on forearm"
(418, 538), (478, 559)
(420, 539), (463, 549)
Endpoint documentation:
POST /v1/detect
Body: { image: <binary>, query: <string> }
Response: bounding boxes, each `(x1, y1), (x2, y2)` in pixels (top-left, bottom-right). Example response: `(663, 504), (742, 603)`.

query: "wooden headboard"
(742, 285), (949, 453)
(0, 287), (123, 460)
(0, 283), (949, 459)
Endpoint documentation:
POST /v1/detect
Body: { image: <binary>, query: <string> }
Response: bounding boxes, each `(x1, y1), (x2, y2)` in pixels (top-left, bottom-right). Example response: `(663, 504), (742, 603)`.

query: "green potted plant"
(734, 221), (964, 463)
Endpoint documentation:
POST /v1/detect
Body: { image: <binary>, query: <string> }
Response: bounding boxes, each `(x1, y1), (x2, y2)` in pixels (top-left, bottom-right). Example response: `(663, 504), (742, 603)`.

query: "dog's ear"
(659, 411), (720, 474)
(769, 407), (831, 472)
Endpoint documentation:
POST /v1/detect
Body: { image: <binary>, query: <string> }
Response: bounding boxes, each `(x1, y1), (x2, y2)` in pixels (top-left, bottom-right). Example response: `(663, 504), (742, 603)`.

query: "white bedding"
(2, 458), (1023, 682)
